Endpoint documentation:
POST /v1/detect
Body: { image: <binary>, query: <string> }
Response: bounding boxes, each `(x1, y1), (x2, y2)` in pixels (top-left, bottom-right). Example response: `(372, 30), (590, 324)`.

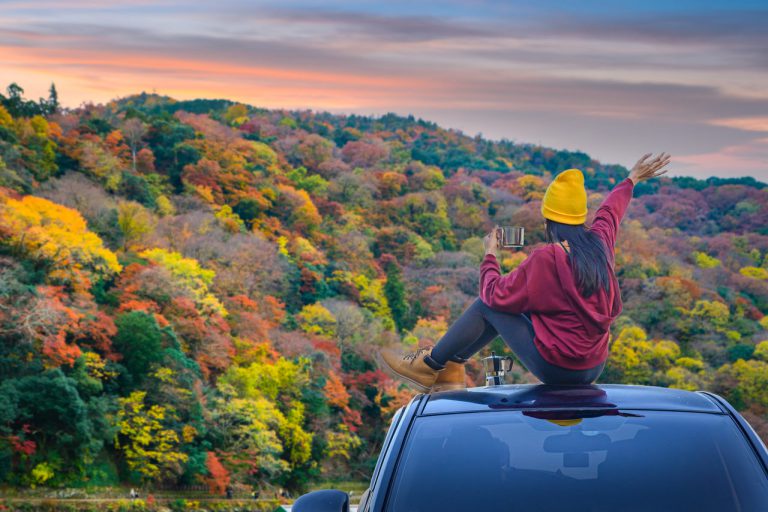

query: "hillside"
(0, 83), (767, 492)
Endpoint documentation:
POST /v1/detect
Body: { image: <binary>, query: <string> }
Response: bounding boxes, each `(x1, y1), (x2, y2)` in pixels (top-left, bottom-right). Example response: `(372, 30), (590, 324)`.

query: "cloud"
(708, 117), (768, 133)
(1, 1), (767, 179)
(223, 6), (496, 43)
(674, 138), (768, 180)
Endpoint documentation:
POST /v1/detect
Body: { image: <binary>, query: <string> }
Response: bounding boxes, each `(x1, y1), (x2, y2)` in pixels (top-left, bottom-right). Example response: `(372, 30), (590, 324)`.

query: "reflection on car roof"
(422, 384), (723, 416)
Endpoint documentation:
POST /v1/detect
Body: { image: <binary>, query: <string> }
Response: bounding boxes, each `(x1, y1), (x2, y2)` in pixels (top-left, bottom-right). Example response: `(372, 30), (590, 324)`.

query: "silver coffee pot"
(482, 352), (514, 386)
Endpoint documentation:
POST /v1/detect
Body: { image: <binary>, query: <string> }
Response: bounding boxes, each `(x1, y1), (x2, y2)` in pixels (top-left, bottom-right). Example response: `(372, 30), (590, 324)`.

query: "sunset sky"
(1, 0), (767, 180)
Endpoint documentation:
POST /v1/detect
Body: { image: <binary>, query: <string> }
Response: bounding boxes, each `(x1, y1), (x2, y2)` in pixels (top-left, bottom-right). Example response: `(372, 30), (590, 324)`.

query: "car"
(293, 383), (768, 512)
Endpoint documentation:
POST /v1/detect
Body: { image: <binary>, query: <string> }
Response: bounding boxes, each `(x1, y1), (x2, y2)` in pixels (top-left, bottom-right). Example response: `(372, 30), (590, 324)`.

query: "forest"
(0, 81), (766, 495)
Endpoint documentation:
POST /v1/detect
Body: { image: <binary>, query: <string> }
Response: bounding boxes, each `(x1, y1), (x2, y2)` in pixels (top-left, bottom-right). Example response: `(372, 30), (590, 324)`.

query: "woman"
(380, 152), (671, 391)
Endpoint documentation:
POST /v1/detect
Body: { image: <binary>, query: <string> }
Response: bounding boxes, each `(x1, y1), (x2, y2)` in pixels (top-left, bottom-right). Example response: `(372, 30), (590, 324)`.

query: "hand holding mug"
(484, 226), (501, 257)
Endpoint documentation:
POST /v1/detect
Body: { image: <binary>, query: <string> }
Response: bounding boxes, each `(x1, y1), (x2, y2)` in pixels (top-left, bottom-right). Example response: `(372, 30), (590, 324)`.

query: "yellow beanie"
(541, 168), (587, 225)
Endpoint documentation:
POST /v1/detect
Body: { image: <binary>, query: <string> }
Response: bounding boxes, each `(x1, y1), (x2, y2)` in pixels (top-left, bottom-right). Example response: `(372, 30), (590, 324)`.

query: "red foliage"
(299, 267), (322, 296)
(346, 369), (390, 389)
(312, 338), (341, 360)
(324, 371), (350, 409)
(9, 436), (36, 456)
(261, 296), (286, 325)
(341, 139), (389, 168)
(136, 148), (156, 174)
(28, 286), (85, 367)
(74, 310), (119, 360)
(314, 198), (345, 218)
(42, 333), (82, 367)
(182, 158), (224, 202)
(226, 294), (284, 337)
(204, 451), (231, 495)
(342, 407), (363, 432)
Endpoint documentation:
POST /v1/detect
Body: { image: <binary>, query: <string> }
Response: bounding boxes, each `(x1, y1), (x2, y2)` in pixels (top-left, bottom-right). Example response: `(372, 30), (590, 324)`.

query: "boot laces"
(403, 347), (431, 363)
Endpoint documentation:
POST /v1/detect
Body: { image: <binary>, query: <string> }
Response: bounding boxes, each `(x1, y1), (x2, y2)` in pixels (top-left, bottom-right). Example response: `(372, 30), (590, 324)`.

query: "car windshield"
(385, 410), (768, 512)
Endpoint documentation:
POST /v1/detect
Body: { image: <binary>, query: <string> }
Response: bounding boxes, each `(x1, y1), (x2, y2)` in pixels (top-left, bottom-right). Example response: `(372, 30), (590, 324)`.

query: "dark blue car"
(294, 384), (768, 512)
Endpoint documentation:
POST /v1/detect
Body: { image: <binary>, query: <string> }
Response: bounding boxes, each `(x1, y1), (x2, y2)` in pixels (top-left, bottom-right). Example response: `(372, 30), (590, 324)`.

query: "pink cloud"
(708, 117), (768, 133)
(675, 138), (768, 179)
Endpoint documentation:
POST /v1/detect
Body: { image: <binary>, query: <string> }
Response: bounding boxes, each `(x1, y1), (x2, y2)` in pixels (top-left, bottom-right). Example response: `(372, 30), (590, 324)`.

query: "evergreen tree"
(382, 254), (412, 332)
(47, 82), (60, 115)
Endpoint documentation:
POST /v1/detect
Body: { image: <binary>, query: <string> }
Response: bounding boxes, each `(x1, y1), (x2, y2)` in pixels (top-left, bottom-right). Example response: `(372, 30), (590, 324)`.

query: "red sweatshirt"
(479, 178), (634, 370)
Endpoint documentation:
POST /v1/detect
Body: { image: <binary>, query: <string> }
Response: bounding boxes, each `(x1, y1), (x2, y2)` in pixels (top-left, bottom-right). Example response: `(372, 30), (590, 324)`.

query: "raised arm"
(591, 152), (671, 254)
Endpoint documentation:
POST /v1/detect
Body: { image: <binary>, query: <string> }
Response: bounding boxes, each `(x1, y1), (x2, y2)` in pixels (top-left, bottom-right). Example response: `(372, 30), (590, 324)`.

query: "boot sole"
(374, 350), (431, 393)
(430, 383), (467, 393)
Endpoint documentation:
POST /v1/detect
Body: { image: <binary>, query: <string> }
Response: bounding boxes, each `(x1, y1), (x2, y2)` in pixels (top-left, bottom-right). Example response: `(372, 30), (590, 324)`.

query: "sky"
(1, 0), (767, 181)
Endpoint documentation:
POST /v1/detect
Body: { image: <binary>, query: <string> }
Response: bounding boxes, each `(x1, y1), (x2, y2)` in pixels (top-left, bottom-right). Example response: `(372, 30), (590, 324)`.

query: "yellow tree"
(115, 391), (188, 481)
(223, 103), (249, 126)
(716, 360), (768, 409)
(337, 273), (394, 331)
(118, 200), (156, 250)
(755, 341), (768, 361)
(690, 300), (730, 331)
(0, 191), (121, 289)
(217, 356), (314, 478)
(297, 303), (337, 337)
(605, 326), (682, 384)
(139, 248), (226, 316)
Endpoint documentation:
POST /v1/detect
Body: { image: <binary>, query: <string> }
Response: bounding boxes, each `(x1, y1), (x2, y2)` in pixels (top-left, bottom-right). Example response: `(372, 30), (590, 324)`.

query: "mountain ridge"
(0, 83), (766, 491)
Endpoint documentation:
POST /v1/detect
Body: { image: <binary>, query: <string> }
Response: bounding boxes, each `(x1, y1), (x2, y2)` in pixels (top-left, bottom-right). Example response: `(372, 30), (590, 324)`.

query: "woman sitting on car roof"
(380, 153), (671, 392)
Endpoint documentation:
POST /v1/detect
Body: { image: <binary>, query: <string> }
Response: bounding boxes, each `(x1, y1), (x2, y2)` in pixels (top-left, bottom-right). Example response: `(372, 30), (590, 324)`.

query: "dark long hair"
(545, 220), (611, 298)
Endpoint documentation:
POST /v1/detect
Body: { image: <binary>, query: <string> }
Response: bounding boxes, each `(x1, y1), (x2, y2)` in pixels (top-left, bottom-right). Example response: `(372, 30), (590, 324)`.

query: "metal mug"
(482, 352), (514, 386)
(498, 226), (525, 248)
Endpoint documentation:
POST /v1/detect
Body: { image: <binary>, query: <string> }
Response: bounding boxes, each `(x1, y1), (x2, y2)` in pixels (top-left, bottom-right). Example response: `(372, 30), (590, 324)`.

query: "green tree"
(47, 82), (59, 115)
(6, 370), (103, 484)
(113, 311), (166, 387)
(382, 254), (411, 332)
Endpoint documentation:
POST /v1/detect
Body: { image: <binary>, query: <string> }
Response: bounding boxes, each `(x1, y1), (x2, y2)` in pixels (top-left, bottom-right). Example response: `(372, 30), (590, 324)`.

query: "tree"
(297, 303), (337, 338)
(324, 424), (362, 469)
(77, 139), (124, 191)
(692, 251), (720, 269)
(117, 200), (155, 251)
(47, 83), (59, 115)
(341, 139), (389, 168)
(755, 341), (768, 361)
(715, 359), (768, 409)
(115, 391), (188, 482)
(113, 311), (166, 387)
(122, 118), (148, 172)
(204, 451), (230, 495)
(603, 326), (682, 384)
(295, 134), (334, 172)
(0, 191), (121, 289)
(223, 103), (249, 126)
(4, 370), (102, 483)
(139, 248), (226, 316)
(382, 255), (411, 332)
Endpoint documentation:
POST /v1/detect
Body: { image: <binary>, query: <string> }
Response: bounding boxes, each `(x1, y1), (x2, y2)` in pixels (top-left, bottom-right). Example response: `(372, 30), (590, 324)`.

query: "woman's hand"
(629, 152), (671, 185)
(484, 227), (501, 258)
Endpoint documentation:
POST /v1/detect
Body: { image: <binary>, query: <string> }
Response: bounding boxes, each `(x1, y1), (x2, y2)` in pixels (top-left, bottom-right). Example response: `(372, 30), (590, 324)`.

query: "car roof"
(421, 384), (723, 416)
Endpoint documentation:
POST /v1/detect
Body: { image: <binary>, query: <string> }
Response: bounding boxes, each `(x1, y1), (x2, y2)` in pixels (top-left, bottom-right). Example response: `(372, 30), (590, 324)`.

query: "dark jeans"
(429, 298), (605, 385)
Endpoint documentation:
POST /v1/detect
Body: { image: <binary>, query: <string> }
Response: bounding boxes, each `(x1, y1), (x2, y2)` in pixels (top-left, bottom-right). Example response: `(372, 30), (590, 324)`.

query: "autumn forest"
(0, 82), (766, 494)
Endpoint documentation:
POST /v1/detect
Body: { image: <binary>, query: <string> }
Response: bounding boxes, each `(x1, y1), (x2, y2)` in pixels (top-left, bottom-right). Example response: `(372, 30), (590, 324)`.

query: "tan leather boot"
(430, 361), (467, 392)
(378, 346), (439, 392)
